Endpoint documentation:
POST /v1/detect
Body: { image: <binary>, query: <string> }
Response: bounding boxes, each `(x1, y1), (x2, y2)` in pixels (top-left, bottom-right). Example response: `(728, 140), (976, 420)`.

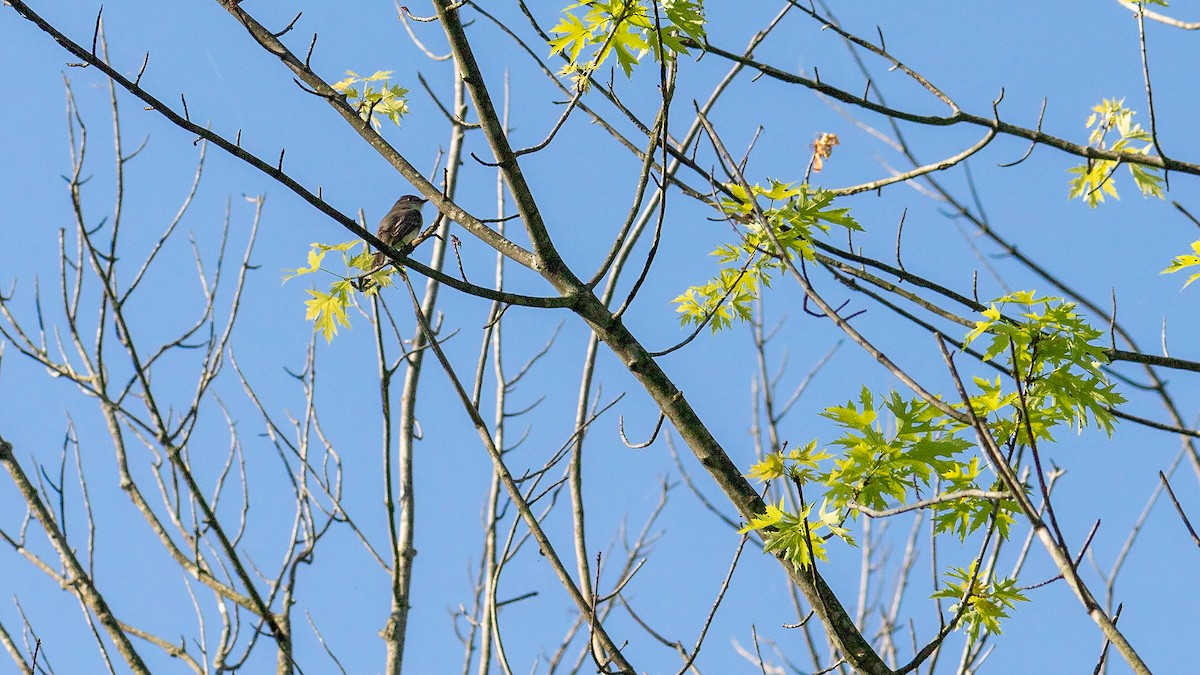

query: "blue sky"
(2, 2), (1198, 673)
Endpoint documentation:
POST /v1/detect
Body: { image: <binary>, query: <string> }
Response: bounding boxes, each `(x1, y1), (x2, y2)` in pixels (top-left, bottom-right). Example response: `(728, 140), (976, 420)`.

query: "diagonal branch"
(432, 0), (564, 273)
(699, 40), (1200, 177)
(0, 435), (151, 675)
(5, 0), (538, 273)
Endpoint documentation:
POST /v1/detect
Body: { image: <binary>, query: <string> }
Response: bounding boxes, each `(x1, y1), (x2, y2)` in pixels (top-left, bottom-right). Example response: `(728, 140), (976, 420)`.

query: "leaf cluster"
(741, 386), (1018, 571)
(738, 292), (1122, 640)
(963, 291), (1126, 439)
(738, 498), (853, 569)
(1067, 98), (1164, 207)
(931, 562), (1029, 646)
(673, 181), (860, 332)
(934, 456), (1018, 540)
(742, 293), (1122, 501)
(332, 69), (410, 130)
(822, 388), (969, 514)
(284, 241), (395, 341)
(548, 0), (706, 86)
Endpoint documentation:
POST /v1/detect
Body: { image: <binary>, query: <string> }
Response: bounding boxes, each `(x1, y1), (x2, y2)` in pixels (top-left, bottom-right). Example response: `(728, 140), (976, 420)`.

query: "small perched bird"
(373, 194), (428, 267)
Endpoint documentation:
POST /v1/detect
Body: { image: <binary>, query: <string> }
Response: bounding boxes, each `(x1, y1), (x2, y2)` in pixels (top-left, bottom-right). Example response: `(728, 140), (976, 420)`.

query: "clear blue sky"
(2, 2), (1197, 673)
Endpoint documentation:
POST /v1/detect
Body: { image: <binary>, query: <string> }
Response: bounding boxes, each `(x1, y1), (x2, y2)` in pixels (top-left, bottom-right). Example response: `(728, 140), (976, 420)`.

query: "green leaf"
(1162, 239), (1200, 289)
(283, 247), (328, 281)
(283, 241), (364, 281)
(548, 11), (593, 62)
(930, 457), (1017, 540)
(744, 441), (832, 485)
(1067, 160), (1119, 207)
(663, 0), (706, 42)
(738, 498), (786, 534)
(746, 452), (786, 482)
(790, 187), (862, 232)
(304, 284), (352, 342)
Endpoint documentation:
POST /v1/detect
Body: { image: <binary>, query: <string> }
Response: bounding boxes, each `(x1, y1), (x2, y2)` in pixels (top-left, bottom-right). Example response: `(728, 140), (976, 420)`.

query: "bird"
(373, 194), (428, 267)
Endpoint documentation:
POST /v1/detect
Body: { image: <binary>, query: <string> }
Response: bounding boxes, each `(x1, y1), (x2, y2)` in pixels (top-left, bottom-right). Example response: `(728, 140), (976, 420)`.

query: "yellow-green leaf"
(304, 288), (351, 342)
